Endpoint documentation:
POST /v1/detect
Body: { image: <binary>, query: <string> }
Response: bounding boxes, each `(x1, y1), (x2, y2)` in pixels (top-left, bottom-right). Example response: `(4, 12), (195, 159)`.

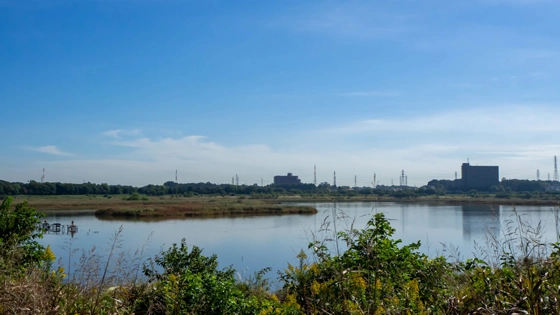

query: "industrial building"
(461, 163), (499, 190)
(274, 173), (301, 185)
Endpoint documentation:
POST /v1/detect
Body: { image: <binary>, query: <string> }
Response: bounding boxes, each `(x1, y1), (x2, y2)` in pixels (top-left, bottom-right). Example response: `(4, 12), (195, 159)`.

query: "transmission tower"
(313, 165), (317, 185)
(333, 171), (337, 187)
(372, 173), (377, 188)
(41, 168), (45, 183)
(175, 170), (178, 183)
(354, 175), (357, 187)
(554, 156), (559, 182)
(455, 171), (457, 180)
(400, 170), (405, 186)
(537, 169), (540, 181)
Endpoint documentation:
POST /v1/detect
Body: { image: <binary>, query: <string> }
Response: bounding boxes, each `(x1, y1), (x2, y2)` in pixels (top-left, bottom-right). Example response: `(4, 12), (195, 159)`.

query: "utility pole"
(555, 156), (559, 182)
(313, 165), (317, 186)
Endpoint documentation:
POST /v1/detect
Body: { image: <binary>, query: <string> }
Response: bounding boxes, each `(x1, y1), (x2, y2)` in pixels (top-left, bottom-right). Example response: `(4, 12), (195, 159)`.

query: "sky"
(2, 0), (560, 187)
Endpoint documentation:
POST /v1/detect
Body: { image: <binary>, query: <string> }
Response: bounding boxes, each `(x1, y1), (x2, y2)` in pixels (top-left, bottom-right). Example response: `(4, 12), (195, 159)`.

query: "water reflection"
(94, 212), (316, 222)
(462, 204), (500, 243)
(38, 202), (558, 287)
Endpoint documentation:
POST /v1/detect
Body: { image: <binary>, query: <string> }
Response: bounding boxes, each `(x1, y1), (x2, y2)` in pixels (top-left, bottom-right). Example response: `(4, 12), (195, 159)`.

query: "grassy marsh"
(10, 195), (318, 218)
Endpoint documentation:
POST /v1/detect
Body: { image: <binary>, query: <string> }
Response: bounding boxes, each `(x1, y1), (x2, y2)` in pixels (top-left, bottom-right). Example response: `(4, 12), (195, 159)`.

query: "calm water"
(38, 202), (560, 285)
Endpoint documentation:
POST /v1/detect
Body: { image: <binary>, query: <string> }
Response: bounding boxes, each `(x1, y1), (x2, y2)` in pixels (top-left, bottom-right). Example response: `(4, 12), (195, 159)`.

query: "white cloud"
(27, 145), (71, 156)
(11, 104), (560, 187)
(103, 129), (142, 139)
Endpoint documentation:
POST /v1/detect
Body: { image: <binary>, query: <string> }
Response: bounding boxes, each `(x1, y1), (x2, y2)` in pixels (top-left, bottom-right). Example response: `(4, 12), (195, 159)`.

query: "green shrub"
(136, 239), (277, 314)
(0, 197), (46, 269)
(279, 213), (450, 314)
(128, 193), (141, 200)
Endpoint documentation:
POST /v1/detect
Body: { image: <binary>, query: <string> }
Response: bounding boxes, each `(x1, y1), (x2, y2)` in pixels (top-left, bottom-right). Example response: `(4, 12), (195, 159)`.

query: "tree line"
(2, 178), (560, 198)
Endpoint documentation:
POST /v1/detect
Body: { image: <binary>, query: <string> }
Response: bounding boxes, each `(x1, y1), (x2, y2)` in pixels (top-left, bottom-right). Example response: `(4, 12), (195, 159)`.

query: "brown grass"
(9, 195), (317, 218)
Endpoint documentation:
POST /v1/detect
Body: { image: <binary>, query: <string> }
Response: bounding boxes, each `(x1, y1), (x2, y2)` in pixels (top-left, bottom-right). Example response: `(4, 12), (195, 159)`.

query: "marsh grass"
(0, 224), (156, 315)
(15, 195), (317, 216)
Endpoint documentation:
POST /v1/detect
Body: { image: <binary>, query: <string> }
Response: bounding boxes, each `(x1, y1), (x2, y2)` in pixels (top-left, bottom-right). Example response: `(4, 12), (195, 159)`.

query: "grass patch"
(10, 195), (318, 218)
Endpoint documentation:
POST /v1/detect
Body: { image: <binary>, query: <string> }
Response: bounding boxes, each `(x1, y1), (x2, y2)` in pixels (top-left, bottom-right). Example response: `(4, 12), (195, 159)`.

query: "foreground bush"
(278, 213), (451, 314)
(133, 239), (280, 314)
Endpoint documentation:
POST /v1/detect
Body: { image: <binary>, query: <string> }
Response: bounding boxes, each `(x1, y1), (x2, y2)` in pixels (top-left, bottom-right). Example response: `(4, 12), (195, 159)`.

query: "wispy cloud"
(448, 83), (481, 89)
(329, 105), (560, 135)
(27, 145), (71, 156)
(272, 3), (419, 41)
(513, 49), (557, 62)
(103, 129), (142, 139)
(530, 71), (550, 79)
(337, 90), (399, 97)
(479, 0), (557, 5)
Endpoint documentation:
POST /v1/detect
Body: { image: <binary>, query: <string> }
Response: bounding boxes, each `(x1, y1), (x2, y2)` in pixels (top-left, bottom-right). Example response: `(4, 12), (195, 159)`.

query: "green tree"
(0, 197), (46, 268)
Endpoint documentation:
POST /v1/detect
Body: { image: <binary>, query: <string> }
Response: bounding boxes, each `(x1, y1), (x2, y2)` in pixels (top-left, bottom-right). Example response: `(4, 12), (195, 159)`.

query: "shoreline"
(275, 196), (560, 206)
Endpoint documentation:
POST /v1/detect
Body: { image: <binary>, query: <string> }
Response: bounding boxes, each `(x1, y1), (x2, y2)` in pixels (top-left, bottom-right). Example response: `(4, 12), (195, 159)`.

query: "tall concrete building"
(461, 163), (499, 190)
(274, 173), (301, 185)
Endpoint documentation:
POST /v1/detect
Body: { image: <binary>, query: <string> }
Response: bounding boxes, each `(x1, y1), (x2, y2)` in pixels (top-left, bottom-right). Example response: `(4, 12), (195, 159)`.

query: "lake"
(38, 201), (560, 286)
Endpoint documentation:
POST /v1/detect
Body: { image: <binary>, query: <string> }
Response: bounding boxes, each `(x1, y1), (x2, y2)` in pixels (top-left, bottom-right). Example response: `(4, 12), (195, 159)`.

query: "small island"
(9, 194), (318, 218)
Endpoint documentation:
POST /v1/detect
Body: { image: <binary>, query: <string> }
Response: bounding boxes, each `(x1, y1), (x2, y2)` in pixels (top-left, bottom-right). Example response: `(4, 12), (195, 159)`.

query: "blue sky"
(2, 0), (560, 187)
